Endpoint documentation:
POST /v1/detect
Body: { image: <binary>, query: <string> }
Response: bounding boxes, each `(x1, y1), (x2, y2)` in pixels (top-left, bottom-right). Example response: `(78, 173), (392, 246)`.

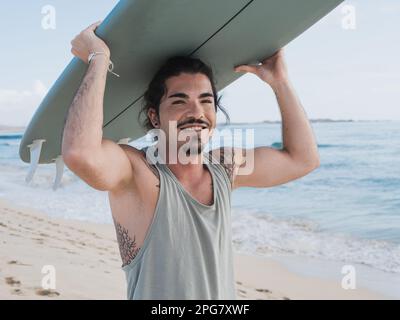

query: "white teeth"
(180, 126), (205, 131)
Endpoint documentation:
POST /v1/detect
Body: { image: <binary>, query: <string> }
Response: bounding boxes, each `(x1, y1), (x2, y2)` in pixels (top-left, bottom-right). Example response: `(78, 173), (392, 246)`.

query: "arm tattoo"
(140, 152), (160, 188)
(209, 147), (235, 188)
(114, 221), (141, 267)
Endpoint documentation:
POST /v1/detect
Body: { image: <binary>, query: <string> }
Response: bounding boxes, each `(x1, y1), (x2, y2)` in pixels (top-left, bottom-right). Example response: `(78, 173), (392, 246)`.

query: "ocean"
(1, 121), (399, 296)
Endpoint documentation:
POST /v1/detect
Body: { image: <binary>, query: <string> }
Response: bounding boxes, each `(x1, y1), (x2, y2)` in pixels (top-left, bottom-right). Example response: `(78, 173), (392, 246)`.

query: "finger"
(274, 48), (284, 57)
(234, 65), (258, 74)
(261, 50), (281, 64)
(87, 20), (102, 31)
(71, 48), (80, 58)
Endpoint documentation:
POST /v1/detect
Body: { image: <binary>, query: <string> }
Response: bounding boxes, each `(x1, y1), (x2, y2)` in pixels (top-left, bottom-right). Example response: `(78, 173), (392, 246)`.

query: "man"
(62, 21), (320, 299)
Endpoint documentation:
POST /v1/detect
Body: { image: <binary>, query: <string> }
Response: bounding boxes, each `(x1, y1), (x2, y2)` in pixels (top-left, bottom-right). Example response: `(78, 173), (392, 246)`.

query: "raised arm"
(61, 21), (134, 191)
(228, 48), (320, 189)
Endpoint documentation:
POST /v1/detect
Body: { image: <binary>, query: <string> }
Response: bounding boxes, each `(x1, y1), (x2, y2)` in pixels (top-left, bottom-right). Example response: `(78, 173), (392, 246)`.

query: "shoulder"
(118, 143), (144, 159)
(118, 144), (152, 167)
(116, 144), (160, 185)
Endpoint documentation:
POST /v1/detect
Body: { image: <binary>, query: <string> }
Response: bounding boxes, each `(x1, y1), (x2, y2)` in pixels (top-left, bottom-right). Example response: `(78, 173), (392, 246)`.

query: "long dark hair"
(138, 56), (230, 132)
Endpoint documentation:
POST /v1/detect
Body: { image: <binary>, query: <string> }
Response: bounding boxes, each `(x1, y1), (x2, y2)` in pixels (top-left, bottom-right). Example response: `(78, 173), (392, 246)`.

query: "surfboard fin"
(117, 138), (131, 145)
(25, 139), (46, 184)
(52, 155), (64, 191)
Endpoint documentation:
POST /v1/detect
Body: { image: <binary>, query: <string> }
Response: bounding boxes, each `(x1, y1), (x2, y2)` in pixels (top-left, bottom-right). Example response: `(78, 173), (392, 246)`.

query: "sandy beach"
(0, 197), (387, 300)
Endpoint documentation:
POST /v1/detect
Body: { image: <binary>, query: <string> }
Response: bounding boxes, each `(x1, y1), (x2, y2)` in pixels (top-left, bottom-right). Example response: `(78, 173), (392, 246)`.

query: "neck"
(155, 142), (208, 182)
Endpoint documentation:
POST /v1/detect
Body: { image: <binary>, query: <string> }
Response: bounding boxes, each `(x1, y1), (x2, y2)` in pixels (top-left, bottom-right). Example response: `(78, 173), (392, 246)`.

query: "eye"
(202, 100), (213, 104)
(172, 100), (185, 105)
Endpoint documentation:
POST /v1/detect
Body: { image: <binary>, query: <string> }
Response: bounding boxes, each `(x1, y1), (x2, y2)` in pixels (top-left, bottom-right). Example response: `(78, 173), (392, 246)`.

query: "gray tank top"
(122, 147), (236, 299)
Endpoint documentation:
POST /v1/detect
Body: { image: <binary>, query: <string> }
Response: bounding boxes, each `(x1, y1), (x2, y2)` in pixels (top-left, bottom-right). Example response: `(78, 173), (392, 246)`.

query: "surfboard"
(19, 0), (344, 189)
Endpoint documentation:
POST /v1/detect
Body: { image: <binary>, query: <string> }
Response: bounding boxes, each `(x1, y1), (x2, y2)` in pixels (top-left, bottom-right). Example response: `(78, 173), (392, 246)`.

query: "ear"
(147, 107), (159, 127)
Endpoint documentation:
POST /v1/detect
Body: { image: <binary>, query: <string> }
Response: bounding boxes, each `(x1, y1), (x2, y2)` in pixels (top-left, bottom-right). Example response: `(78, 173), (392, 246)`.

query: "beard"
(175, 127), (211, 163)
(177, 132), (205, 158)
(185, 144), (203, 156)
(184, 135), (203, 156)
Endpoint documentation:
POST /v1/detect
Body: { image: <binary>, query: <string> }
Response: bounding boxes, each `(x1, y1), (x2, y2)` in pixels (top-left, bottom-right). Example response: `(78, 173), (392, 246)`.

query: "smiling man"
(62, 21), (320, 300)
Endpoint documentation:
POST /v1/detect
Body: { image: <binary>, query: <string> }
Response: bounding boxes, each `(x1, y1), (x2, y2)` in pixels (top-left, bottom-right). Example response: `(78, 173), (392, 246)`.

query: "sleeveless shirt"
(122, 147), (236, 300)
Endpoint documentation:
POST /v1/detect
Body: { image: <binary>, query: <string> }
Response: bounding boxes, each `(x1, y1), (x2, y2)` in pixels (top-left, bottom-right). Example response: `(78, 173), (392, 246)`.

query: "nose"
(185, 100), (205, 120)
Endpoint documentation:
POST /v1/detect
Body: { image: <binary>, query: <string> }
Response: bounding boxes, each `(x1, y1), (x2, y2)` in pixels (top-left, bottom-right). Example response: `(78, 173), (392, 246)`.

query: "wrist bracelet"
(88, 52), (120, 78)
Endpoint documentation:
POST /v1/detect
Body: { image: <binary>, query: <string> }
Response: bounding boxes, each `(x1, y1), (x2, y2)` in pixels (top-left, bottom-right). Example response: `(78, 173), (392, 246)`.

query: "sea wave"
(0, 134), (23, 139)
(270, 142), (354, 149)
(231, 210), (400, 274)
(0, 141), (20, 146)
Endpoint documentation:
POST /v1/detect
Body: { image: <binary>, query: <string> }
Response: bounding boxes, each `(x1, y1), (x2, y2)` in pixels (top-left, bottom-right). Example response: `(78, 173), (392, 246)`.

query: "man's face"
(154, 72), (217, 158)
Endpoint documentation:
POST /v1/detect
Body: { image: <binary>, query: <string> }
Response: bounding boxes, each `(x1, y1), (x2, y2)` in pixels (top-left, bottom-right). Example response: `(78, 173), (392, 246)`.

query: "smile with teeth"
(179, 125), (207, 132)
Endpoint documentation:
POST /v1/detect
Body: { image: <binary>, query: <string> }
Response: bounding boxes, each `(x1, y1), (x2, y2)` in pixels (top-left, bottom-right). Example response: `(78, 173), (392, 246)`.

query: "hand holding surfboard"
(234, 48), (288, 87)
(70, 21), (110, 64)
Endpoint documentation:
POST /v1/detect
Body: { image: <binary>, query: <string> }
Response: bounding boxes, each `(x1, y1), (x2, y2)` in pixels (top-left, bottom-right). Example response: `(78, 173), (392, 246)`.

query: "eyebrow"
(167, 92), (214, 99)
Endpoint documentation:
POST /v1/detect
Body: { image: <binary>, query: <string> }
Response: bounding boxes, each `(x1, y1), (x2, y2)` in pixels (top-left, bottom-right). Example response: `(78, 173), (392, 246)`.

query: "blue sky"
(0, 0), (399, 126)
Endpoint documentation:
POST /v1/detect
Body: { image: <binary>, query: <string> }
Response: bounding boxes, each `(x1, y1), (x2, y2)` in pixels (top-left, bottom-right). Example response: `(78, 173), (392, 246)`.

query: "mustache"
(177, 119), (210, 128)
